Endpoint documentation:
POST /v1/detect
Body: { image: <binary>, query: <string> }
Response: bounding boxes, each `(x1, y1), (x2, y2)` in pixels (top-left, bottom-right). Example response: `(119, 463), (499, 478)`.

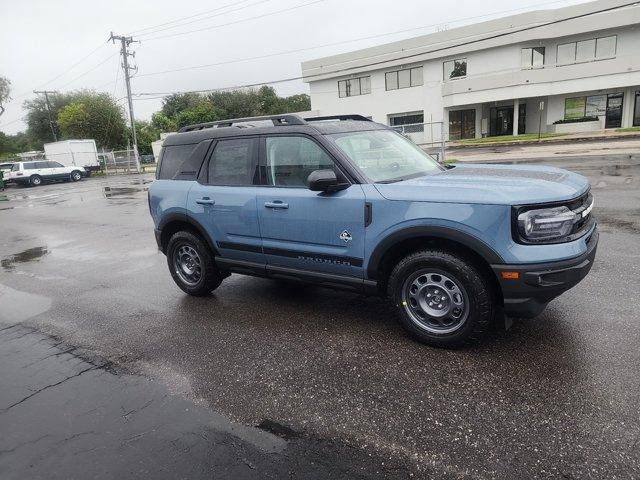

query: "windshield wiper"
(375, 178), (405, 184)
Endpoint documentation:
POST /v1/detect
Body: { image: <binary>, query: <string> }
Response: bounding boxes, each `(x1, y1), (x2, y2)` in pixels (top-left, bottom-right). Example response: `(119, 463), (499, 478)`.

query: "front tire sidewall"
(166, 231), (222, 296)
(71, 171), (82, 181)
(30, 175), (42, 187)
(389, 251), (492, 348)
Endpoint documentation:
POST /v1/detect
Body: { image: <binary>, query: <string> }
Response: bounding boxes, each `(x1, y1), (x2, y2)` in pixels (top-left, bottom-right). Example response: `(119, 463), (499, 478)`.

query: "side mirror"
(307, 169), (348, 192)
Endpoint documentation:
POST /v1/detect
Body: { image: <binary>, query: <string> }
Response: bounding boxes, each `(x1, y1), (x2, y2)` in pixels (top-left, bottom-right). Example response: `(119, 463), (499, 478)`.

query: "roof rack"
(178, 114), (306, 133)
(304, 114), (372, 122)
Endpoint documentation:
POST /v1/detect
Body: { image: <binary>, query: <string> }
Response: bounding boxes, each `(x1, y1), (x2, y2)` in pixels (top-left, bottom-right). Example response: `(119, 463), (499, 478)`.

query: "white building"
(301, 0), (640, 142)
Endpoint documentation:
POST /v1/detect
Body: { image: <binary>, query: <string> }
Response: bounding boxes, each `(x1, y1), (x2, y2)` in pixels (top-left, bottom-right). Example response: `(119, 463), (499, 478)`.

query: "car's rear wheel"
(166, 230), (224, 296)
(70, 170), (82, 182)
(387, 249), (493, 348)
(29, 175), (42, 187)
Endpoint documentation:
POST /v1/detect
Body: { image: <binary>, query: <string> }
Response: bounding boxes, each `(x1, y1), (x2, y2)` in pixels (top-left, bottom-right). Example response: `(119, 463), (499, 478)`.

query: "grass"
(451, 132), (567, 145)
(615, 127), (640, 133)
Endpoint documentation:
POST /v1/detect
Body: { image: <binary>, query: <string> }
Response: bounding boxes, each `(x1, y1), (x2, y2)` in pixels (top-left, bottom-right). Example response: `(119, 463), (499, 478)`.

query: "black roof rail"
(178, 114), (307, 133)
(304, 114), (372, 122)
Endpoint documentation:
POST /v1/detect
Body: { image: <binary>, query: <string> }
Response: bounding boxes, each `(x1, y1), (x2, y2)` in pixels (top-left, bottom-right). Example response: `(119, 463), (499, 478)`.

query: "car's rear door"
(187, 136), (265, 265)
(256, 134), (366, 279)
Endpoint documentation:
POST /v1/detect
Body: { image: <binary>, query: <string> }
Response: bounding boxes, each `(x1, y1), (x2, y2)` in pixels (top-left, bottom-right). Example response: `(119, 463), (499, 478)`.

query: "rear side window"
(157, 144), (197, 180)
(24, 163), (38, 170)
(35, 161), (49, 169)
(207, 138), (258, 186)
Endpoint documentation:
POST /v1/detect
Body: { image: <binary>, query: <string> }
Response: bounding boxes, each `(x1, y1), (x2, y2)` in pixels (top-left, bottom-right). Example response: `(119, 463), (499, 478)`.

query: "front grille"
(569, 192), (594, 237)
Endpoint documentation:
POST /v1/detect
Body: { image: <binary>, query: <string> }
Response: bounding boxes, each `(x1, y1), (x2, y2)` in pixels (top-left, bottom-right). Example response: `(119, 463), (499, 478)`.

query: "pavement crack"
(21, 347), (77, 368)
(1, 364), (105, 413)
(0, 434), (50, 455)
(122, 399), (154, 420)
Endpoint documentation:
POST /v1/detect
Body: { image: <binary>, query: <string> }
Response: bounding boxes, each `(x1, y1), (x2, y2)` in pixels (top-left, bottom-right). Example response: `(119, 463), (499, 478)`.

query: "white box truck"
(43, 139), (100, 176)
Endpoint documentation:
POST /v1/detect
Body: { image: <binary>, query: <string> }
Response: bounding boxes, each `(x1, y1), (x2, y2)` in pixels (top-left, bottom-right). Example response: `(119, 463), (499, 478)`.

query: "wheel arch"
(367, 226), (504, 302)
(158, 213), (219, 256)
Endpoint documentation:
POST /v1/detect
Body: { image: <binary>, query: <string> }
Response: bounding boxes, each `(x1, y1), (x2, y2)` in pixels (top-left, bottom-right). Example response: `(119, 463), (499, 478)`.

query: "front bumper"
(492, 226), (598, 318)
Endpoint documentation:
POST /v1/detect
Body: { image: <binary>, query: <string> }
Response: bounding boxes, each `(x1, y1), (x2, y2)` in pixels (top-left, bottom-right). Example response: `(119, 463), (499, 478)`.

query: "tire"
(29, 175), (42, 187)
(387, 249), (493, 348)
(70, 170), (82, 182)
(166, 230), (224, 296)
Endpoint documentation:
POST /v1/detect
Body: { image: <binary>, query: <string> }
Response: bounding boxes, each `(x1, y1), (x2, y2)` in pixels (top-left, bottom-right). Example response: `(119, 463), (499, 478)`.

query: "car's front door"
(256, 135), (366, 278)
(187, 137), (265, 265)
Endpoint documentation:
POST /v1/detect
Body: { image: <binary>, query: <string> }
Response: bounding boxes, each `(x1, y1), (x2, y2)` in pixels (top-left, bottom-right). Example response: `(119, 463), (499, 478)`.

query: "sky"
(0, 0), (590, 135)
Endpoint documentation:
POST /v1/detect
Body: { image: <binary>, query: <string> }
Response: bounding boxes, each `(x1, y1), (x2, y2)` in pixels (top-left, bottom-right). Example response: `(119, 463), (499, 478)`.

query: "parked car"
(5, 160), (85, 187)
(148, 114), (597, 348)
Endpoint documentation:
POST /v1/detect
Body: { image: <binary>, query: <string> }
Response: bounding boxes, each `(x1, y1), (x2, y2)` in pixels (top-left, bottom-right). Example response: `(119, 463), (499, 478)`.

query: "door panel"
(187, 183), (264, 263)
(257, 185), (366, 277)
(186, 137), (264, 264)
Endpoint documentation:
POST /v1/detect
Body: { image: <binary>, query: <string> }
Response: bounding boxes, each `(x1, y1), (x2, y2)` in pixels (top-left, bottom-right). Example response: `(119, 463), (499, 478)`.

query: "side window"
(35, 161), (49, 169)
(50, 161), (64, 168)
(207, 138), (258, 186)
(157, 144), (197, 180)
(265, 136), (337, 187)
(23, 163), (35, 170)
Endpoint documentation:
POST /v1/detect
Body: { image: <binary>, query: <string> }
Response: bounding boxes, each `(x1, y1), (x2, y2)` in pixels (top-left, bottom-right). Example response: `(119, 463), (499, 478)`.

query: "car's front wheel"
(387, 249), (493, 348)
(70, 170), (82, 182)
(166, 231), (224, 296)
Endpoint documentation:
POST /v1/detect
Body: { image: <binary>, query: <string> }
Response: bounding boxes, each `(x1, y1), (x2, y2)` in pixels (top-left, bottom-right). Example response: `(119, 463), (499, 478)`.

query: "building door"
(449, 109), (476, 140)
(489, 107), (513, 136)
(605, 93), (624, 128)
(633, 91), (640, 127)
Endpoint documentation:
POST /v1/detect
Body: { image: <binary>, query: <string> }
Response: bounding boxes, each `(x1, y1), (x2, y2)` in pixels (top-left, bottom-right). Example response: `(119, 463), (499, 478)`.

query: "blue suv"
(149, 114), (597, 347)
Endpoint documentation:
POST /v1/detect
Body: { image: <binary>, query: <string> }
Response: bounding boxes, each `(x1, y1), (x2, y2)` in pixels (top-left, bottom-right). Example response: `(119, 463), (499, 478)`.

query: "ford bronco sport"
(149, 114), (597, 347)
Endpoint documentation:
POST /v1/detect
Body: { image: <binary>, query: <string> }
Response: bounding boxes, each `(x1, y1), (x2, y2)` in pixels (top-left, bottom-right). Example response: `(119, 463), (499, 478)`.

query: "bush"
(553, 116), (599, 125)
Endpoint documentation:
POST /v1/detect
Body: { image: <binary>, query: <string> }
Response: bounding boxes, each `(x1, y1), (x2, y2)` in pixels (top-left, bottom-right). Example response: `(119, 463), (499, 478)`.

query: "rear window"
(157, 144), (197, 180)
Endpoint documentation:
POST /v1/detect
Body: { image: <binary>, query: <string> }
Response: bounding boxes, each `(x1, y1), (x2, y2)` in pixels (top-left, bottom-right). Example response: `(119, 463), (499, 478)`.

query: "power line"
(127, 0), (254, 35)
(134, 0), (577, 80)
(56, 53), (118, 91)
(132, 0), (637, 97)
(143, 0), (329, 42)
(134, 0), (271, 38)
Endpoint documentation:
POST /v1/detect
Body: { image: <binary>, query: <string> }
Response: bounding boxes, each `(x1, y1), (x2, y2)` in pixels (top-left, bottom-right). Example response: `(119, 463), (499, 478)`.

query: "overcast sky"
(0, 0), (589, 134)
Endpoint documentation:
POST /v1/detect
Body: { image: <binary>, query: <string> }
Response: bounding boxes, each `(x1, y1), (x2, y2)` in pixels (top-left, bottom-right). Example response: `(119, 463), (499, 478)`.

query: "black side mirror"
(307, 169), (348, 192)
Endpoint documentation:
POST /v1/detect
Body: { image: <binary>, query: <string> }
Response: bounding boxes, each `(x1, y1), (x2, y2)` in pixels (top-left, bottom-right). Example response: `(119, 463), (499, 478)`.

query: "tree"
(134, 121), (160, 156)
(56, 92), (128, 149)
(174, 101), (225, 129)
(0, 131), (37, 158)
(0, 76), (10, 117)
(150, 112), (177, 133)
(160, 93), (204, 119)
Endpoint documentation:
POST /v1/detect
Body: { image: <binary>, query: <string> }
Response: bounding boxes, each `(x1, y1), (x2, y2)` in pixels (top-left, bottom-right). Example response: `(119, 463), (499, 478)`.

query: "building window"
(557, 35), (616, 66)
(634, 91), (640, 127)
(389, 112), (424, 133)
(338, 76), (371, 98)
(521, 47), (545, 68)
(385, 67), (423, 91)
(443, 59), (467, 80)
(596, 36), (617, 58)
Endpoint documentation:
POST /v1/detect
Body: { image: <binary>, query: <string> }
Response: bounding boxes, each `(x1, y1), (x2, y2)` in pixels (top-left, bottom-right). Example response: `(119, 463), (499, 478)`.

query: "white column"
(513, 98), (520, 136)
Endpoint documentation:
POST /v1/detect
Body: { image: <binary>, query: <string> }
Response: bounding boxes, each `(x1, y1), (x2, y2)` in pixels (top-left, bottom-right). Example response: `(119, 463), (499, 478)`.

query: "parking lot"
(1, 156), (639, 478)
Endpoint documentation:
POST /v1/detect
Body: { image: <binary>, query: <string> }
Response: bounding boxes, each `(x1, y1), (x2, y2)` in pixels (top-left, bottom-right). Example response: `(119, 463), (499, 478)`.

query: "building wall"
(306, 3), (640, 139)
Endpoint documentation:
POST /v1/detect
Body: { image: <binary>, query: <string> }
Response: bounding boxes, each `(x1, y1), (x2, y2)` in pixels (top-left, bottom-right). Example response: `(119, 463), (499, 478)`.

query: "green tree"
(0, 76), (10, 117)
(160, 93), (204, 119)
(150, 112), (177, 133)
(134, 121), (160, 155)
(0, 131), (37, 158)
(174, 101), (225, 129)
(56, 92), (127, 149)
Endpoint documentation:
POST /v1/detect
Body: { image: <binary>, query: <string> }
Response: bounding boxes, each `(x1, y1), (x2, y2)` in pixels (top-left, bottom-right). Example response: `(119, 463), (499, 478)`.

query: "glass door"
(605, 93), (623, 128)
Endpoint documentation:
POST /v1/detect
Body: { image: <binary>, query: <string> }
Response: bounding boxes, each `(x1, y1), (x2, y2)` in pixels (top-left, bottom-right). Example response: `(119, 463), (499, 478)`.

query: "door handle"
(264, 201), (289, 209)
(196, 197), (216, 205)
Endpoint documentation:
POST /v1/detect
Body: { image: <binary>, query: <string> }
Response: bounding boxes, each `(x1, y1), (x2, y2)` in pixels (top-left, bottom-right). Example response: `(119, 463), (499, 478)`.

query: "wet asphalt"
(0, 155), (639, 479)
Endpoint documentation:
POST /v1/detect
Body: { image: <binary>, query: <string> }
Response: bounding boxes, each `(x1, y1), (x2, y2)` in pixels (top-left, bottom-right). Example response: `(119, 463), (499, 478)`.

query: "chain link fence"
(390, 121), (447, 163)
(100, 150), (141, 175)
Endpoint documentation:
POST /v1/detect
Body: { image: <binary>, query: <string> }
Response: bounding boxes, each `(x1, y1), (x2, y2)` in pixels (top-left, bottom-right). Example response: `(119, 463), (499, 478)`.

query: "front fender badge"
(339, 230), (352, 243)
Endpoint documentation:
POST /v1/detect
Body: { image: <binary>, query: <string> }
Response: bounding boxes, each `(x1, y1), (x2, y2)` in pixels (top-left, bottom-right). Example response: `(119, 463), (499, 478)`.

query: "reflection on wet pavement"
(1, 247), (50, 271)
(103, 186), (148, 198)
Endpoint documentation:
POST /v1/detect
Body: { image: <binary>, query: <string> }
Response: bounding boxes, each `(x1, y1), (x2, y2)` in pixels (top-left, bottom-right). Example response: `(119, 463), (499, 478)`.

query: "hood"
(374, 163), (590, 205)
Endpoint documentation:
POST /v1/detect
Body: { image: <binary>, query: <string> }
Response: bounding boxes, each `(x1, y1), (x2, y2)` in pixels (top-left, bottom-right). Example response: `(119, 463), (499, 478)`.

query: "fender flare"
(157, 212), (218, 254)
(366, 225), (505, 279)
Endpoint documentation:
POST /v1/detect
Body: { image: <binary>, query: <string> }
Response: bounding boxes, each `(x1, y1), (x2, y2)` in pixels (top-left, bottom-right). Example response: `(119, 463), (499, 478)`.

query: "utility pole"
(33, 90), (58, 141)
(109, 32), (140, 172)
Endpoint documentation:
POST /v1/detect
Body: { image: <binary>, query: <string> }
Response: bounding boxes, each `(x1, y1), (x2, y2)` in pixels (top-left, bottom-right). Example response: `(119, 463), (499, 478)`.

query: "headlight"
(517, 205), (578, 242)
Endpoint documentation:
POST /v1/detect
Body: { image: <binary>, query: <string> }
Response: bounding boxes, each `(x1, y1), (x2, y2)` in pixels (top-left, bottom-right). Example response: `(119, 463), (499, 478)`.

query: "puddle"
(0, 284), (52, 323)
(103, 186), (148, 198)
(257, 419), (301, 440)
(1, 246), (50, 271)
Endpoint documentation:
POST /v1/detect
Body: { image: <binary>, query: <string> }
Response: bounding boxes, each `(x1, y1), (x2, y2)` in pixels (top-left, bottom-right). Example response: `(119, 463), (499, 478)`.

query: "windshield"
(329, 129), (443, 183)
